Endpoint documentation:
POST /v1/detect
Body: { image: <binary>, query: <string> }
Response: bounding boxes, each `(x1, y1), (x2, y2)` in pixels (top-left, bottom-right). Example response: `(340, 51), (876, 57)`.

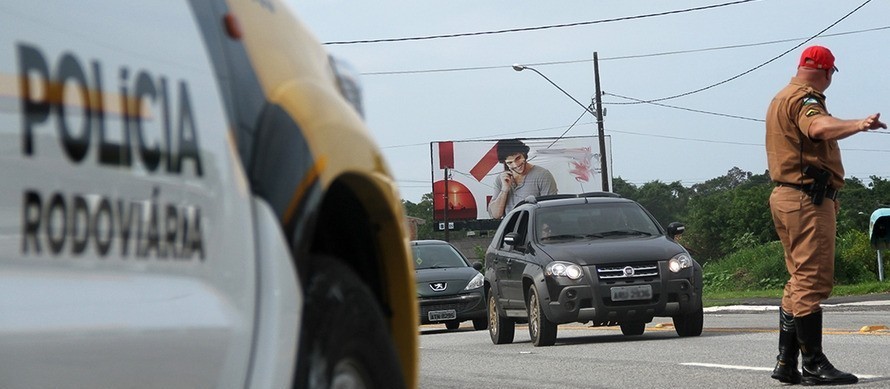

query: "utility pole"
(443, 167), (449, 242)
(593, 52), (610, 192)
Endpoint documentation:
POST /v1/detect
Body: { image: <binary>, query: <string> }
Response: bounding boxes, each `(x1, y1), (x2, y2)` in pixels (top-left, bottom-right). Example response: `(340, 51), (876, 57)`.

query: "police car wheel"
(295, 256), (405, 389)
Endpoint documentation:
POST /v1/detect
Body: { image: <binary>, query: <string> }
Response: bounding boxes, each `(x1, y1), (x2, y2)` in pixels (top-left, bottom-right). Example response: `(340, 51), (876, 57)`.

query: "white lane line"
(681, 363), (881, 379)
(682, 362), (772, 372)
(704, 305), (776, 313)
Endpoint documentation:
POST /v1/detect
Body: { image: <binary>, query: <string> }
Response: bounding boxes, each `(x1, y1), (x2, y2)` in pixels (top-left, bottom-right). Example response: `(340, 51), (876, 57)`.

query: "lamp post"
(513, 62), (610, 192)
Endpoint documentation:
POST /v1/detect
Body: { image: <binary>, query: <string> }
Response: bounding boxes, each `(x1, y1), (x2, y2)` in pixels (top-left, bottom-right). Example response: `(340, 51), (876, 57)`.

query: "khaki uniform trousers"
(769, 186), (836, 317)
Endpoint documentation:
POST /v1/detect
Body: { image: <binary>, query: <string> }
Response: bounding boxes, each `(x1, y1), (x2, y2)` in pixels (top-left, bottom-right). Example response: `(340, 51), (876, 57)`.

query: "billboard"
(430, 136), (611, 222)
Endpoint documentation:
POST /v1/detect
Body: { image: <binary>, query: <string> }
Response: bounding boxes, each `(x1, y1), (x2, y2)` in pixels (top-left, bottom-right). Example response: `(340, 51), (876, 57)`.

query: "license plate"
(611, 285), (653, 301)
(428, 309), (457, 321)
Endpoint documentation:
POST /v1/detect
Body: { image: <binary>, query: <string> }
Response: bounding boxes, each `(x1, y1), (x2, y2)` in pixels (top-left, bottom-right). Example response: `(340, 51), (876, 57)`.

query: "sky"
(289, 0), (890, 203)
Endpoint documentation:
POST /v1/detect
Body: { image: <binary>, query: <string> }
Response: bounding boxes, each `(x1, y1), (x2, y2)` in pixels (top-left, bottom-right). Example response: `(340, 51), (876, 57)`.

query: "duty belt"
(776, 182), (839, 201)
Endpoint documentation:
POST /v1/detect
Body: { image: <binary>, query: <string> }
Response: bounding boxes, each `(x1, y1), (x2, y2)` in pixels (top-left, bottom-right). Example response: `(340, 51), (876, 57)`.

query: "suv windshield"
(412, 244), (469, 269)
(536, 202), (661, 243)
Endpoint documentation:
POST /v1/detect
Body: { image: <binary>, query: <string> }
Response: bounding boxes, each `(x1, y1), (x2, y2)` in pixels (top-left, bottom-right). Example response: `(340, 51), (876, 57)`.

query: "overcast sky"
(290, 0), (890, 202)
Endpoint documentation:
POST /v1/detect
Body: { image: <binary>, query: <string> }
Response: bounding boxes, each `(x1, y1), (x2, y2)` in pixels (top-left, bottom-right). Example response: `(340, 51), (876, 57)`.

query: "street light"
(513, 63), (610, 192)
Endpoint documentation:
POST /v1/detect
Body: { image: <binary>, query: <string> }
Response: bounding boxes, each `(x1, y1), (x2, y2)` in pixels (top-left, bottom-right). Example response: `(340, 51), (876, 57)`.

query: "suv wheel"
(445, 320), (460, 330)
(472, 318), (488, 331)
(619, 321), (646, 336)
(527, 285), (557, 346)
(488, 291), (514, 344)
(673, 304), (704, 337)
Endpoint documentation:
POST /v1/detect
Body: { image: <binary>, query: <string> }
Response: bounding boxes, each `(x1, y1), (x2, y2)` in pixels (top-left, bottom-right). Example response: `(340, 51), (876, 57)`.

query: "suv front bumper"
(540, 261), (700, 324)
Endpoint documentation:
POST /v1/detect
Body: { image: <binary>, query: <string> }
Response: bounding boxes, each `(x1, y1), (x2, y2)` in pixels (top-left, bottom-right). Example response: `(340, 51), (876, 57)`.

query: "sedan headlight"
(464, 273), (484, 290)
(545, 261), (583, 280)
(668, 253), (693, 273)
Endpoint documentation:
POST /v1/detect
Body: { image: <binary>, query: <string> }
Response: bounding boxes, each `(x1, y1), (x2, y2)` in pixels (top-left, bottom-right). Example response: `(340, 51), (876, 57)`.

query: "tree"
(683, 168), (774, 262)
(611, 177), (638, 199)
(402, 193), (443, 240)
(634, 180), (689, 229)
(691, 166), (752, 196)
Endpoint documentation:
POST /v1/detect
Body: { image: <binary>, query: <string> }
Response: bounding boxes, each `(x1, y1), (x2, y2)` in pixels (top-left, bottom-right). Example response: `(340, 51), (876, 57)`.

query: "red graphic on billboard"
(432, 180), (477, 220)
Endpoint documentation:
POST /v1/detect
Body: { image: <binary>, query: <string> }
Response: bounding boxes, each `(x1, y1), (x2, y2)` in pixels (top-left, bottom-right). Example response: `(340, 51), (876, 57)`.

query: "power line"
(359, 25), (890, 76)
(323, 0), (760, 46)
(604, 92), (764, 121)
(612, 0), (874, 104)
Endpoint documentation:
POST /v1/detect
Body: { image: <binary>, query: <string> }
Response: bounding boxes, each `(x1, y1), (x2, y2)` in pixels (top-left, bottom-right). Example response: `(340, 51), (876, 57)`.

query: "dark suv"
(484, 193), (703, 346)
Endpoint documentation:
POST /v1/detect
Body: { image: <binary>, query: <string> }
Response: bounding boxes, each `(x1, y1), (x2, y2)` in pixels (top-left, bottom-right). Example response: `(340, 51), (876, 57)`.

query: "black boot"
(795, 311), (858, 386)
(771, 308), (801, 384)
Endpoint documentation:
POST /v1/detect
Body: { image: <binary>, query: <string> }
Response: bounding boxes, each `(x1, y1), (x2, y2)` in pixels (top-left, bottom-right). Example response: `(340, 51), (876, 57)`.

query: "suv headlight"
(668, 253), (693, 273)
(464, 273), (484, 290)
(545, 261), (583, 280)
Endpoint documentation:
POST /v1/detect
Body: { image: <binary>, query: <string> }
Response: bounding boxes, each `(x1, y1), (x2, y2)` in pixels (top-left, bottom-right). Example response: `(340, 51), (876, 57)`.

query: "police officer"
(766, 45), (886, 385)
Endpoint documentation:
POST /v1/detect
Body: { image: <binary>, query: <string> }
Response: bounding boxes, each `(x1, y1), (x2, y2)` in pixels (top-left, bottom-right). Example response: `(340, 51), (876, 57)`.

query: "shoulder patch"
(805, 109), (820, 117)
(802, 97), (819, 105)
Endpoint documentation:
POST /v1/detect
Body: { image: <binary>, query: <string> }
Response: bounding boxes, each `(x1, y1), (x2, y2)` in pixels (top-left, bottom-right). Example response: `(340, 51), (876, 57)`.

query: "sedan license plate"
(428, 309), (457, 322)
(611, 285), (653, 302)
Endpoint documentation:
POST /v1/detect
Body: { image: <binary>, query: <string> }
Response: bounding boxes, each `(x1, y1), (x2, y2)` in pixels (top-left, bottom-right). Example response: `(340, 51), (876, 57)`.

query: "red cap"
(799, 45), (838, 72)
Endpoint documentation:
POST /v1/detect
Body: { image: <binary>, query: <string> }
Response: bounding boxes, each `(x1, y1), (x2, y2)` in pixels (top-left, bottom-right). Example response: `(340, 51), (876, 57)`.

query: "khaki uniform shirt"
(765, 77), (844, 189)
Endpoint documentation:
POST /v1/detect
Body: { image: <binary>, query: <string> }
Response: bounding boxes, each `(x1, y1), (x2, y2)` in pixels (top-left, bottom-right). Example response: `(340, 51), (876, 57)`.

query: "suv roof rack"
(579, 191), (622, 198)
(515, 192), (620, 207)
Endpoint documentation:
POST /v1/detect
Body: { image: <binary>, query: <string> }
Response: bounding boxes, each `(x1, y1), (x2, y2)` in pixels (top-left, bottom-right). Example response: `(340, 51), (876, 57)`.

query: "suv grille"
(597, 262), (659, 281)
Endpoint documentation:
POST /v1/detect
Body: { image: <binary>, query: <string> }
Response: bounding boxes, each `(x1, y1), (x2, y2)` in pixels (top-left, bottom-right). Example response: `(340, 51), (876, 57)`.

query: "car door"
(500, 211), (530, 309)
(0, 3), (256, 387)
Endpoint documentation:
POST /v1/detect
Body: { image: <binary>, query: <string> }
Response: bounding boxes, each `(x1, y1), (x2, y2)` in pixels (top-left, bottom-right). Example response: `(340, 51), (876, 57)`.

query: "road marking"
(859, 325), (889, 333)
(682, 362), (772, 372)
(681, 363), (881, 379)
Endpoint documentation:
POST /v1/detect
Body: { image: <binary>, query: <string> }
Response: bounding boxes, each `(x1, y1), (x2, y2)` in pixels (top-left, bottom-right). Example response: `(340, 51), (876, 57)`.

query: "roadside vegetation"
(403, 167), (890, 300)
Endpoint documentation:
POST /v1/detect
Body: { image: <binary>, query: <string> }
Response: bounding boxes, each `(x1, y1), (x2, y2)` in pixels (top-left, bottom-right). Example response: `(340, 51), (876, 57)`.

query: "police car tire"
(295, 256), (405, 389)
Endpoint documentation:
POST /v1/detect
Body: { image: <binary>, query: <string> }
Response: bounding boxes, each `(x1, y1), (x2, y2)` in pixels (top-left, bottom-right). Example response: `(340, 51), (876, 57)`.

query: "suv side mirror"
(472, 261), (483, 271)
(504, 232), (524, 247)
(667, 222), (685, 239)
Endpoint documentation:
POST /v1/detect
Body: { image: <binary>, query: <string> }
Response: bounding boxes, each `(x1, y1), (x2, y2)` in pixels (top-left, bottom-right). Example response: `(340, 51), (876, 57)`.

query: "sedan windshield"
(537, 202), (661, 243)
(412, 244), (469, 270)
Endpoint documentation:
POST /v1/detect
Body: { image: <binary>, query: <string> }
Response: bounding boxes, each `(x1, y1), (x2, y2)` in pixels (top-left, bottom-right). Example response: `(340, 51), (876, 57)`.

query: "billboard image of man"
(487, 139), (557, 218)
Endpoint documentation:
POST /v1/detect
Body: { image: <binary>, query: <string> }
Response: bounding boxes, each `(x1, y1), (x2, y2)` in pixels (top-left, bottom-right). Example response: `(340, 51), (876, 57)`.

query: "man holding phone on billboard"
(487, 139), (558, 219)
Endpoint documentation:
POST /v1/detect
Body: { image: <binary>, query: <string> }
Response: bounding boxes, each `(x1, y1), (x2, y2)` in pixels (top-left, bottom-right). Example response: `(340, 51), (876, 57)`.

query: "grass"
(702, 281), (890, 307)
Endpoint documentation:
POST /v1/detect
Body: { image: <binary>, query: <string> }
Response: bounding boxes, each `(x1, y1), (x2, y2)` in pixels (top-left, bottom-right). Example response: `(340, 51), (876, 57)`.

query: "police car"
(0, 1), (417, 388)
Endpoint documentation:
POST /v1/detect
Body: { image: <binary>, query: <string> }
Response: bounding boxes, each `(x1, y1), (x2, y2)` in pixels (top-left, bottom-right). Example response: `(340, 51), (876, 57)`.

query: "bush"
(473, 245), (487, 268)
(702, 231), (882, 293)
(702, 241), (786, 292)
(835, 230), (879, 283)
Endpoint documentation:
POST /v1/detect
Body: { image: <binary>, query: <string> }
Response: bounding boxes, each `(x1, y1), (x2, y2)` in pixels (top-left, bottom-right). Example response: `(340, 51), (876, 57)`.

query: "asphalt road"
(418, 295), (890, 388)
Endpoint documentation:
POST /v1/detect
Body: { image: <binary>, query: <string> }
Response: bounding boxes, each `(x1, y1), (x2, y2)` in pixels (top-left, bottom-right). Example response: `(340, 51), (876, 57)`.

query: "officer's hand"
(862, 113), (887, 131)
